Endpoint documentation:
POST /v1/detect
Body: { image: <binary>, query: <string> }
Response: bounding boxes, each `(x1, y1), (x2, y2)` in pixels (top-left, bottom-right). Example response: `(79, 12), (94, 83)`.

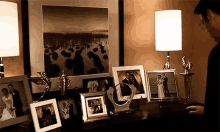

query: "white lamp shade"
(155, 10), (182, 51)
(0, 1), (19, 57)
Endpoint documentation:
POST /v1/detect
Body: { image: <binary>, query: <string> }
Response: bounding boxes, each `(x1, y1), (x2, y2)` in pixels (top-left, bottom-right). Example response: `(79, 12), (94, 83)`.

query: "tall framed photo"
(112, 65), (147, 101)
(27, 0), (120, 93)
(30, 99), (61, 132)
(145, 69), (179, 102)
(0, 75), (33, 129)
(80, 92), (109, 123)
(83, 77), (114, 93)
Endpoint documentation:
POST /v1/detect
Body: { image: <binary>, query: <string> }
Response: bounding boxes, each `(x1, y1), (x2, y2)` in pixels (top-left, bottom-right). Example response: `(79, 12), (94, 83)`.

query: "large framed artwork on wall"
(28, 0), (119, 93)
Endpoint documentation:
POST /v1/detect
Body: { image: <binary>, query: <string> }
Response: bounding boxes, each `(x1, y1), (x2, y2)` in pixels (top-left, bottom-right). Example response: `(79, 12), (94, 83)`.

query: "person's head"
(1, 88), (8, 95)
(162, 73), (165, 76)
(194, 0), (220, 42)
(8, 84), (14, 91)
(90, 102), (94, 107)
(62, 102), (66, 107)
(125, 71), (130, 78)
(158, 75), (161, 78)
(95, 99), (100, 104)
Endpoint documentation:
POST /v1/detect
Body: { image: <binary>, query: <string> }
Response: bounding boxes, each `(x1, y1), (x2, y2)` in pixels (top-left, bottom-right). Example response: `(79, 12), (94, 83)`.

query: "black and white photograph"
(30, 99), (61, 132)
(112, 65), (147, 101)
(0, 75), (32, 129)
(80, 92), (109, 123)
(146, 69), (179, 102)
(57, 97), (77, 120)
(83, 77), (113, 93)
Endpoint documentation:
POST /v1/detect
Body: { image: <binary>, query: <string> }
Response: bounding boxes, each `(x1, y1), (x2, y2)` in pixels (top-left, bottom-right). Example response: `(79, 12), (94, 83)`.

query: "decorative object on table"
(112, 65), (147, 101)
(83, 77), (114, 93)
(80, 92), (109, 123)
(180, 56), (195, 105)
(56, 96), (77, 121)
(155, 10), (182, 69)
(37, 72), (52, 102)
(30, 98), (61, 132)
(0, 75), (33, 129)
(57, 70), (71, 97)
(107, 83), (136, 115)
(0, 1), (20, 78)
(27, 0), (120, 93)
(145, 69), (179, 102)
(181, 56), (193, 74)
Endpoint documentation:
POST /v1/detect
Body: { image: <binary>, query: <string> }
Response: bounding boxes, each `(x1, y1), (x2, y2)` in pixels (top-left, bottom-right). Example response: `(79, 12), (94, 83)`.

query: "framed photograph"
(80, 92), (109, 123)
(145, 69), (179, 102)
(28, 0), (119, 93)
(30, 99), (61, 132)
(0, 75), (33, 129)
(112, 65), (147, 101)
(83, 77), (114, 93)
(57, 97), (77, 120)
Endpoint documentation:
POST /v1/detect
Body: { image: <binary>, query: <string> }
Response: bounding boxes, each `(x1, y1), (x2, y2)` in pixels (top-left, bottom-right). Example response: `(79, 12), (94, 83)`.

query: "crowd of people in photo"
(0, 84), (23, 121)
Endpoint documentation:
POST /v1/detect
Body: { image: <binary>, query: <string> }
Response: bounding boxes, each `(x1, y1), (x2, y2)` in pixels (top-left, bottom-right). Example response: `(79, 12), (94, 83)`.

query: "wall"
(123, 0), (217, 103)
(1, 0), (24, 77)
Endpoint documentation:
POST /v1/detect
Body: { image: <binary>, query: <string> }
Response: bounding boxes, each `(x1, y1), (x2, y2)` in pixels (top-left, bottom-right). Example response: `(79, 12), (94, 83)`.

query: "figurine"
(37, 72), (51, 102)
(57, 70), (71, 97)
(181, 56), (193, 74)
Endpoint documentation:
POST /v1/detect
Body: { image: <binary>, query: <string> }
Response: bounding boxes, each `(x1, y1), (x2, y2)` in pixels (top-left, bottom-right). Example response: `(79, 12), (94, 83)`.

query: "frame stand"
(180, 73), (196, 105)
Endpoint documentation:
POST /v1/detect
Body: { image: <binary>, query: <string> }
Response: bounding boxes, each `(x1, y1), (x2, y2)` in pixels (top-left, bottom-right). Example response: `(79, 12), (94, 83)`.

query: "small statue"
(181, 56), (193, 74)
(57, 70), (71, 97)
(37, 72), (51, 102)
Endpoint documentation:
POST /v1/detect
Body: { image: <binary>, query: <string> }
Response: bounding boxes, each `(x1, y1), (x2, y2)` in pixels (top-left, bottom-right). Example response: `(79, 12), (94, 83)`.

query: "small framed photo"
(30, 99), (61, 132)
(112, 65), (147, 101)
(0, 75), (33, 129)
(83, 77), (114, 93)
(80, 92), (109, 123)
(145, 69), (179, 102)
(57, 97), (77, 120)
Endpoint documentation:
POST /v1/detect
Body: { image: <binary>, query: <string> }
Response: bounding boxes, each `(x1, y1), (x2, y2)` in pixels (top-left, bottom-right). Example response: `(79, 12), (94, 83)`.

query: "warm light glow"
(155, 10), (182, 51)
(0, 1), (19, 57)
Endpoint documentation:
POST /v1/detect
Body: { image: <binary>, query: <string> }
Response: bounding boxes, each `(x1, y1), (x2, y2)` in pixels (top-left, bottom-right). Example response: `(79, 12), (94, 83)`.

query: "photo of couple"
(87, 99), (103, 116)
(0, 83), (23, 121)
(157, 73), (169, 98)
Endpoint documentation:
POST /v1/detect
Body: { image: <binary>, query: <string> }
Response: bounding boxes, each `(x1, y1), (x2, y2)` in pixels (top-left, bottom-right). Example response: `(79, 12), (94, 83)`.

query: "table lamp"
(0, 1), (19, 78)
(155, 10), (182, 69)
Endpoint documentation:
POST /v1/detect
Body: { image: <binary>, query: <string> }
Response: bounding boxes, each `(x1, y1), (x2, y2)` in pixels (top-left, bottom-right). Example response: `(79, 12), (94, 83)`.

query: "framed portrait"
(145, 69), (179, 102)
(80, 92), (109, 123)
(56, 97), (77, 121)
(30, 98), (61, 132)
(28, 0), (119, 93)
(112, 65), (147, 101)
(83, 77), (114, 93)
(0, 75), (33, 129)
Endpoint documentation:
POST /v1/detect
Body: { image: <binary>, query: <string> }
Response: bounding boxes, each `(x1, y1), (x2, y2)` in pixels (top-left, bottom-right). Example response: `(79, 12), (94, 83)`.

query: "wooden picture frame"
(30, 98), (61, 132)
(28, 0), (119, 93)
(80, 92), (109, 123)
(0, 75), (33, 129)
(112, 65), (147, 101)
(145, 69), (179, 102)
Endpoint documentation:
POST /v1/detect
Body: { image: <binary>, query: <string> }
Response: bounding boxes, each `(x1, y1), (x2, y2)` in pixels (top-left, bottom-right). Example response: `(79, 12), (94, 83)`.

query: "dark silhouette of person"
(72, 50), (84, 75)
(8, 84), (23, 117)
(94, 99), (103, 114)
(66, 99), (74, 118)
(129, 74), (141, 93)
(162, 73), (169, 97)
(121, 71), (131, 96)
(87, 51), (104, 73)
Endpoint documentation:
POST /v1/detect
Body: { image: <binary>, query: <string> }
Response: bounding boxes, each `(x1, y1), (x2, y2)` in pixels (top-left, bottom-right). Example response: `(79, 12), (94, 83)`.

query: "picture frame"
(56, 97), (78, 121)
(30, 98), (62, 132)
(0, 75), (33, 129)
(28, 0), (120, 93)
(80, 92), (109, 123)
(83, 77), (114, 93)
(112, 65), (147, 101)
(145, 69), (179, 102)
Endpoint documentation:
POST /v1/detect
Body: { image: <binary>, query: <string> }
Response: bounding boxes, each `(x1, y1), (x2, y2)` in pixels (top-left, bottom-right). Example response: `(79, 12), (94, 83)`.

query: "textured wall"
(123, 0), (217, 103)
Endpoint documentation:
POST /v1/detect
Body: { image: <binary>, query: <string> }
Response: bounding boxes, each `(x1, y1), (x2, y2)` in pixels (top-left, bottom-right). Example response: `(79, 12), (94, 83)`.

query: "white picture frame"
(28, 0), (119, 93)
(80, 92), (109, 123)
(30, 99), (61, 132)
(112, 65), (147, 101)
(145, 69), (179, 102)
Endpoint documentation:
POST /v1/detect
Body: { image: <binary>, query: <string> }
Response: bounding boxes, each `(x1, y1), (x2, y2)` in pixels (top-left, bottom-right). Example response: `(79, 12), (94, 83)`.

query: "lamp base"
(0, 57), (4, 78)
(163, 51), (170, 69)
